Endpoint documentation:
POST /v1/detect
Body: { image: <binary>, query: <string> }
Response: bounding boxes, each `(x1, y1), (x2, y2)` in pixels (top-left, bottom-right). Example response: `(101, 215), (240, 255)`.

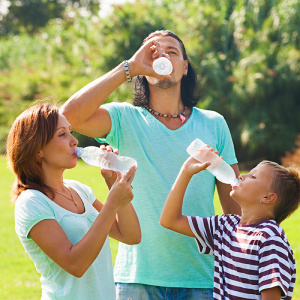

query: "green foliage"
(0, 0), (100, 36)
(0, 0), (299, 164)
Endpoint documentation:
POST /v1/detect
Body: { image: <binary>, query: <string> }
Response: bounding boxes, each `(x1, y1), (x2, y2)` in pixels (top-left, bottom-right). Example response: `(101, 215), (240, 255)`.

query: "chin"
(68, 160), (77, 169)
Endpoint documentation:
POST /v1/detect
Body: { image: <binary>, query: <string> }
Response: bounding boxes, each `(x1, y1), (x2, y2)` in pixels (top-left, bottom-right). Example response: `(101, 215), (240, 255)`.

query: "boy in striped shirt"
(161, 158), (300, 300)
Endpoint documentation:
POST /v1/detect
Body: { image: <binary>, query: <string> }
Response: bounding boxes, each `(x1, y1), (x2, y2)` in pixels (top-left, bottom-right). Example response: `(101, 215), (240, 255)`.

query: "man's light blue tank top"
(97, 102), (238, 288)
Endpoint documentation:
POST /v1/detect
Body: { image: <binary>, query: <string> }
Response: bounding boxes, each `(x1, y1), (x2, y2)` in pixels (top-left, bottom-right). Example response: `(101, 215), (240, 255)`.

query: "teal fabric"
(96, 102), (238, 288)
(14, 179), (116, 300)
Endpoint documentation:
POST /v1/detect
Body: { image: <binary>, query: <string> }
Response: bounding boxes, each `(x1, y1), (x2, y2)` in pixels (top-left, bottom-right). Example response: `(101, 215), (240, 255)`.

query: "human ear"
(37, 150), (43, 159)
(183, 60), (188, 75)
(261, 193), (277, 204)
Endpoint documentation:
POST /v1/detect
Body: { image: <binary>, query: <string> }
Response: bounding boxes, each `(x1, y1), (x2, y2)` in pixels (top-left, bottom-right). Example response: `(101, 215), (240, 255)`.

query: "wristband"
(123, 60), (132, 83)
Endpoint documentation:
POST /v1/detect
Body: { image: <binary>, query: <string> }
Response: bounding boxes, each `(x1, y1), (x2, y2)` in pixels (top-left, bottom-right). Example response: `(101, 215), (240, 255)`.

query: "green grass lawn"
(1, 155), (299, 299)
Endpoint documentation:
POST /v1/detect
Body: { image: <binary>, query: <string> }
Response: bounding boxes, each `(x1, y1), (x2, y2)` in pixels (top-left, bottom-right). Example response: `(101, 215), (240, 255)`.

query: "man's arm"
(216, 163), (241, 215)
(60, 63), (125, 138)
(60, 40), (167, 138)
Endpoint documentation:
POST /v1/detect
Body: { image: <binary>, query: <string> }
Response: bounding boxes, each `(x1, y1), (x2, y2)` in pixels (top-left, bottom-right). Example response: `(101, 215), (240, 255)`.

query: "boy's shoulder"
(251, 219), (288, 242)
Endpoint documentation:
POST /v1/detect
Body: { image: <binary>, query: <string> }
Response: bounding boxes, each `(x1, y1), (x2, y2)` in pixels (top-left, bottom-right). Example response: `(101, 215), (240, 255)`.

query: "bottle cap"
(75, 147), (83, 157)
(231, 178), (240, 187)
(153, 57), (173, 75)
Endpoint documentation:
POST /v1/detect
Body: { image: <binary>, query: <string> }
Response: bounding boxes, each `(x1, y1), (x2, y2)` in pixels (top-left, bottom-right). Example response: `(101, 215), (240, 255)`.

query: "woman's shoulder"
(15, 189), (55, 238)
(16, 189), (49, 208)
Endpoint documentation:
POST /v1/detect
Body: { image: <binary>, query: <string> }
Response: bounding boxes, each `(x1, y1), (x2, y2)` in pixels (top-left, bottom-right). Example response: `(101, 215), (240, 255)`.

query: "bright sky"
(100, 0), (134, 18)
(0, 1), (134, 18)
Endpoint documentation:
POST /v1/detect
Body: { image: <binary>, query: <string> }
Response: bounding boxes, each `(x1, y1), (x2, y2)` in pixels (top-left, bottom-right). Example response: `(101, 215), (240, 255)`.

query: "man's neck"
(148, 84), (183, 115)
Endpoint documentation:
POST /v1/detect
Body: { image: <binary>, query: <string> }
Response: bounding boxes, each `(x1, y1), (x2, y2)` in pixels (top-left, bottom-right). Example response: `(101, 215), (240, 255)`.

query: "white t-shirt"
(15, 179), (116, 300)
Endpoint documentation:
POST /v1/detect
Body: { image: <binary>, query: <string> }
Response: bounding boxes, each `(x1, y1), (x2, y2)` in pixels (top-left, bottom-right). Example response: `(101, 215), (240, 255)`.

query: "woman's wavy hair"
(6, 103), (59, 203)
(133, 30), (201, 107)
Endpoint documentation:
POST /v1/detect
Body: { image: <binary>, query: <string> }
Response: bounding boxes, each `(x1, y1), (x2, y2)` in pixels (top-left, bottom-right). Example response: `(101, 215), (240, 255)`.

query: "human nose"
(71, 135), (78, 146)
(239, 174), (244, 181)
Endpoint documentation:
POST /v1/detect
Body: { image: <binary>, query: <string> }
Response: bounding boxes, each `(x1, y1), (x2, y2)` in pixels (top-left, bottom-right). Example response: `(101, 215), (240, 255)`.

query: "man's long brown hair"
(133, 30), (200, 108)
(6, 103), (59, 203)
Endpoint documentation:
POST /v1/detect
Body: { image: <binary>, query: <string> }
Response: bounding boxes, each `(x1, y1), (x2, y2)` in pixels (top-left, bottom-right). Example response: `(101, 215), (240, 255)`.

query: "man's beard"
(153, 78), (177, 89)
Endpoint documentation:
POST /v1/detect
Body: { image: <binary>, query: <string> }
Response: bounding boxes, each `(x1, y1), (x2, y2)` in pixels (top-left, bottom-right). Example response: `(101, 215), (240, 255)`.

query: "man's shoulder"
(103, 101), (134, 109)
(193, 107), (224, 120)
(103, 101), (142, 115)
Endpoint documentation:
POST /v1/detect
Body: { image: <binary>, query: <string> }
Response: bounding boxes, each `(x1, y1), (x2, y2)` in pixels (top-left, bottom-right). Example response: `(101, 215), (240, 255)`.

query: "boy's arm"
(160, 157), (210, 237)
(261, 286), (281, 300)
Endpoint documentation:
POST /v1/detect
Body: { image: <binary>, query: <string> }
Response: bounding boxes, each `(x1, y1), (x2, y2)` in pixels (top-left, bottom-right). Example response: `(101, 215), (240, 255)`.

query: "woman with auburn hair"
(6, 103), (141, 300)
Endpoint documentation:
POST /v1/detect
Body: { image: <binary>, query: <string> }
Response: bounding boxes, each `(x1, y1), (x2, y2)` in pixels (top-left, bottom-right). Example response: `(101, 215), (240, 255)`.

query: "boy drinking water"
(160, 155), (300, 300)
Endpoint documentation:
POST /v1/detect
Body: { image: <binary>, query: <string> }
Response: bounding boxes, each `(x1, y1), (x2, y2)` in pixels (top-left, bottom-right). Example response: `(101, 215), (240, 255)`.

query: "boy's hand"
(182, 146), (221, 177)
(181, 156), (210, 177)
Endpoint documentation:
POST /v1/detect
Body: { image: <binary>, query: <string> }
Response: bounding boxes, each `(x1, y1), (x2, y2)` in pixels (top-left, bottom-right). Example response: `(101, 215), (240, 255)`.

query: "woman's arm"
(160, 157), (210, 237)
(93, 200), (141, 245)
(95, 146), (141, 244)
(29, 166), (137, 278)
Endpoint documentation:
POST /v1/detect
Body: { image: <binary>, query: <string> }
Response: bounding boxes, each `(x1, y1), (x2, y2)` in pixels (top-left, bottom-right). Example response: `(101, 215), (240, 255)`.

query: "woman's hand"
(105, 165), (136, 212)
(100, 145), (119, 190)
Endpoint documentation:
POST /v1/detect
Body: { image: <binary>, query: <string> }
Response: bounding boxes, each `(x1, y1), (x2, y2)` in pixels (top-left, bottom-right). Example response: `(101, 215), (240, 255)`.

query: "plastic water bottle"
(153, 57), (173, 75)
(75, 146), (137, 175)
(186, 139), (239, 187)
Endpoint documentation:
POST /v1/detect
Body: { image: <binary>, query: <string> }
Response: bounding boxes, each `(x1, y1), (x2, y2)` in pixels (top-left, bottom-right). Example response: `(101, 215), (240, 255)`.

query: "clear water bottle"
(153, 57), (173, 75)
(186, 139), (239, 187)
(75, 146), (137, 175)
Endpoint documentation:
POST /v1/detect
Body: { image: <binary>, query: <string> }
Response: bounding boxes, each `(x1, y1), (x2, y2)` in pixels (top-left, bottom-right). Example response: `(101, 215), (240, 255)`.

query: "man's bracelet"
(123, 60), (132, 83)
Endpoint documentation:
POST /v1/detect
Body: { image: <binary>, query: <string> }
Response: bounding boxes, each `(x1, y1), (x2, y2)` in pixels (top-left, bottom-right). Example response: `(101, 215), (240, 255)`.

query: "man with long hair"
(61, 30), (240, 300)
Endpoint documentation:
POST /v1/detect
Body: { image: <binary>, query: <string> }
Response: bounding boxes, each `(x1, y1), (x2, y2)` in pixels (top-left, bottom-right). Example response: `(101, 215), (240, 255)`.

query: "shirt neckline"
(35, 183), (89, 216)
(141, 106), (194, 132)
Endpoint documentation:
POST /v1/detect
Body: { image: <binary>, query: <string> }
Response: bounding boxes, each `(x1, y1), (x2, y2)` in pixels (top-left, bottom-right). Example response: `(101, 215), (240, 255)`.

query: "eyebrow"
(56, 124), (71, 131)
(165, 45), (180, 52)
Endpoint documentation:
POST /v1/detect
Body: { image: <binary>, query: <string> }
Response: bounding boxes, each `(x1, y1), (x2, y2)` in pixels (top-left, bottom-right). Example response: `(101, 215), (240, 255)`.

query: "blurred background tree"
(0, 0), (299, 167)
(0, 0), (100, 36)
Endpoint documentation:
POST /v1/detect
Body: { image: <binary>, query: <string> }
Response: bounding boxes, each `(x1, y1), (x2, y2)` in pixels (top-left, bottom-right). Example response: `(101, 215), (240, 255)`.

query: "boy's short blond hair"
(258, 161), (300, 224)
